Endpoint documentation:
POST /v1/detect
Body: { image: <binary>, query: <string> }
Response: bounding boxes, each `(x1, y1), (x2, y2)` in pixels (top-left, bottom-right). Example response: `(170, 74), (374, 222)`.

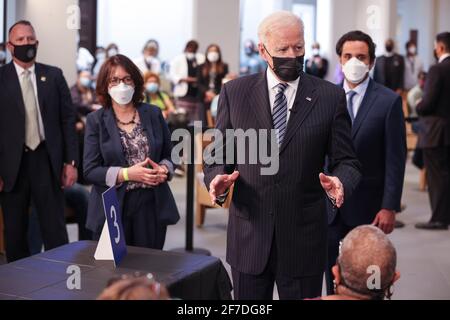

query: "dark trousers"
(326, 212), (354, 295)
(231, 237), (323, 300)
(122, 188), (167, 249)
(423, 147), (450, 224)
(0, 143), (68, 262)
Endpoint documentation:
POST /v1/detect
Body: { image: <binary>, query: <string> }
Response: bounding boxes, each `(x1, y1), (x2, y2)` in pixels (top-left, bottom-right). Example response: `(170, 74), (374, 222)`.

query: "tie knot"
(277, 83), (288, 93)
(22, 69), (31, 77)
(348, 90), (357, 99)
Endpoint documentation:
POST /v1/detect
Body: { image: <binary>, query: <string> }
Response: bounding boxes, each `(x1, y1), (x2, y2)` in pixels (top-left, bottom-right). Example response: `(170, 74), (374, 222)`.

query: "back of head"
(338, 225), (397, 300)
(436, 32), (450, 53)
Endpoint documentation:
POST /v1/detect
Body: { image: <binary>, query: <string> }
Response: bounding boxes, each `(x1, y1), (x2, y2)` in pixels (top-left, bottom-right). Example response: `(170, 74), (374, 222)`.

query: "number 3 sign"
(94, 187), (127, 267)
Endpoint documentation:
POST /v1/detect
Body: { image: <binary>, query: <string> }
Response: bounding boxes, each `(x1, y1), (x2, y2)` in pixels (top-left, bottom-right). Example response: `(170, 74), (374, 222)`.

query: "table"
(0, 241), (232, 300)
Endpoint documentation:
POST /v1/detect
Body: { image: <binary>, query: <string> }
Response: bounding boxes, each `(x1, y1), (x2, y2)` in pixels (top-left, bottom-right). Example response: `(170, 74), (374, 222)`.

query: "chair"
(195, 131), (233, 228)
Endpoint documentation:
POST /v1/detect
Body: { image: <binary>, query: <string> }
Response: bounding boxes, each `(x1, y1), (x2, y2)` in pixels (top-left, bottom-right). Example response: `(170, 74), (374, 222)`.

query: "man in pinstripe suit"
(204, 11), (361, 300)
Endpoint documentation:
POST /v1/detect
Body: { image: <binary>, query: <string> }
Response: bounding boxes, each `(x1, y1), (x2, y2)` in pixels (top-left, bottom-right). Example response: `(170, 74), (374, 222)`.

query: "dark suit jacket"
(0, 62), (78, 192)
(203, 71), (361, 278)
(83, 103), (179, 233)
(332, 79), (407, 226)
(416, 56), (450, 148)
(374, 54), (405, 91)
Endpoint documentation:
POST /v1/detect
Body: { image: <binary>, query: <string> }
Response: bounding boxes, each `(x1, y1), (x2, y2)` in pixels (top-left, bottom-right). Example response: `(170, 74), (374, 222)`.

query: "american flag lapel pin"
(41, 76), (46, 82)
(306, 97), (312, 102)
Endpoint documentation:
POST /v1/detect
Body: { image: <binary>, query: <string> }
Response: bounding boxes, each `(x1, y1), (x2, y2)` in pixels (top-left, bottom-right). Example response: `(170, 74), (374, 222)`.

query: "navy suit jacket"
(83, 103), (179, 233)
(0, 62), (78, 191)
(331, 79), (407, 226)
(204, 72), (361, 278)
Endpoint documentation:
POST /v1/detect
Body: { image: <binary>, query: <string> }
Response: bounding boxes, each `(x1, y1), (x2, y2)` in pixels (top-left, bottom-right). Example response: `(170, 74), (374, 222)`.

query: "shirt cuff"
(106, 167), (122, 187)
(159, 159), (174, 181)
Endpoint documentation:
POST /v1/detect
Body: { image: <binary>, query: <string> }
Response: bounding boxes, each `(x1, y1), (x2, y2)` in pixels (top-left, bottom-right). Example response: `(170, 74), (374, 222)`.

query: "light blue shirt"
(343, 75), (370, 118)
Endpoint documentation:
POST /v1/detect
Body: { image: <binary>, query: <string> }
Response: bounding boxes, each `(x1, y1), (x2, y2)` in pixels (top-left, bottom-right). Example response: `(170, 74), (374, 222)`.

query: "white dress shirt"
(13, 62), (46, 141)
(266, 68), (299, 123)
(343, 75), (370, 118)
(439, 53), (450, 63)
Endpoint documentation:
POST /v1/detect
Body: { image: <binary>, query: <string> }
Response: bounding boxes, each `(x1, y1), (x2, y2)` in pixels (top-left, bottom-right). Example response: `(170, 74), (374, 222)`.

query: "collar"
(343, 75), (370, 96)
(439, 53), (450, 63)
(13, 61), (36, 75)
(266, 67), (300, 91)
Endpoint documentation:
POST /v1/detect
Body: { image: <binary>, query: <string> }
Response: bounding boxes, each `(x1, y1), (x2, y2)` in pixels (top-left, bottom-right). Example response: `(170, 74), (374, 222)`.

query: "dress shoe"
(415, 221), (448, 230)
(395, 220), (405, 228)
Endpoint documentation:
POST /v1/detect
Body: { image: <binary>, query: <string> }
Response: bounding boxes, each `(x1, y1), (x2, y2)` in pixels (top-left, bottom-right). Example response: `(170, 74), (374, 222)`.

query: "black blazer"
(0, 62), (78, 192)
(374, 54), (405, 91)
(83, 103), (179, 233)
(332, 79), (407, 226)
(416, 56), (450, 148)
(203, 71), (361, 278)
(197, 63), (229, 100)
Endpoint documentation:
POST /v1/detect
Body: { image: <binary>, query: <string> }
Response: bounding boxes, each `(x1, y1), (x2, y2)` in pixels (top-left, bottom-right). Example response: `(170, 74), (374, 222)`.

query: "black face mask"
(11, 43), (38, 63)
(264, 45), (304, 82)
(385, 45), (394, 53)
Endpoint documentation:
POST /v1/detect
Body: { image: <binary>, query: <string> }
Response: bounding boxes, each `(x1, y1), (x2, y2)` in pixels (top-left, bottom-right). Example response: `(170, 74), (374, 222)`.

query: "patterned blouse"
(118, 123), (151, 191)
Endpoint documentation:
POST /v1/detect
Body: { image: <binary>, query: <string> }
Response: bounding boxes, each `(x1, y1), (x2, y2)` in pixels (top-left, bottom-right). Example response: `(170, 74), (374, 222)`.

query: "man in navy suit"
(0, 21), (78, 262)
(326, 31), (407, 294)
(204, 12), (361, 300)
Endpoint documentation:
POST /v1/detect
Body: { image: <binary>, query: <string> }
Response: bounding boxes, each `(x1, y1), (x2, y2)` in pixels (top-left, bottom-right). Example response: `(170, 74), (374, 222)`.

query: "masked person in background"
(92, 46), (106, 78)
(404, 40), (424, 91)
(134, 39), (162, 75)
(325, 30), (407, 295)
(83, 54), (179, 249)
(240, 39), (266, 76)
(305, 42), (329, 79)
(374, 39), (405, 94)
(143, 71), (176, 119)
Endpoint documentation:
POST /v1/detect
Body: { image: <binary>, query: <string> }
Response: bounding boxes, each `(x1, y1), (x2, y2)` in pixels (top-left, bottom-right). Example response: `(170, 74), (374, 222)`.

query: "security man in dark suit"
(0, 21), (78, 262)
(325, 31), (407, 294)
(415, 32), (450, 230)
(374, 39), (405, 94)
(204, 12), (361, 300)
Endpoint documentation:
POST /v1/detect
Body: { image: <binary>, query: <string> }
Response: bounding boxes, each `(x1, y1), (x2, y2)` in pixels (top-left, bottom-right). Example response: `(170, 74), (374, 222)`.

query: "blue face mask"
(146, 83), (159, 94)
(80, 77), (92, 88)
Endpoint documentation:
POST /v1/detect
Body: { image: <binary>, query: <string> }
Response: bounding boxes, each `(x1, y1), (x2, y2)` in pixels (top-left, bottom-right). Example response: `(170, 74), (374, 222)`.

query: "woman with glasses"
(83, 54), (179, 249)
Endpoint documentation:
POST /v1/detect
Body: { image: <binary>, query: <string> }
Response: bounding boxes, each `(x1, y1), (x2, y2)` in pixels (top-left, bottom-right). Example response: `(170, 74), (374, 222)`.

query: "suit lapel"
(34, 63), (47, 117)
(137, 104), (156, 160)
(4, 62), (25, 116)
(280, 73), (318, 154)
(103, 108), (127, 166)
(249, 72), (273, 131)
(352, 79), (378, 138)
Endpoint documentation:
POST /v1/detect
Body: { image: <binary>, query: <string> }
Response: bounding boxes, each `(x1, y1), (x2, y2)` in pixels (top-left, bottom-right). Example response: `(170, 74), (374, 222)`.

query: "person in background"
(106, 43), (119, 58)
(0, 20), (78, 262)
(0, 43), (6, 67)
(169, 40), (205, 122)
(134, 39), (162, 75)
(374, 39), (405, 94)
(319, 225), (400, 300)
(76, 46), (95, 73)
(143, 71), (176, 119)
(404, 40), (424, 92)
(197, 44), (229, 126)
(407, 71), (427, 119)
(70, 70), (99, 116)
(210, 73), (238, 120)
(240, 39), (266, 76)
(84, 54), (179, 248)
(305, 42), (329, 79)
(415, 32), (450, 231)
(92, 46), (107, 78)
(326, 30), (406, 295)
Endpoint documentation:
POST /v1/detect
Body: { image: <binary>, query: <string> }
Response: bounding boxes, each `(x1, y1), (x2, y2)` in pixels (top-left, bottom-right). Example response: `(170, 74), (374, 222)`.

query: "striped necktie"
(347, 90), (357, 123)
(273, 83), (288, 145)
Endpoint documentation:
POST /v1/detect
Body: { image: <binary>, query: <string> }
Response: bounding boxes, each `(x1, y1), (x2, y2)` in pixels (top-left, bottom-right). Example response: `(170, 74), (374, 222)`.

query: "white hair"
(257, 11), (305, 45)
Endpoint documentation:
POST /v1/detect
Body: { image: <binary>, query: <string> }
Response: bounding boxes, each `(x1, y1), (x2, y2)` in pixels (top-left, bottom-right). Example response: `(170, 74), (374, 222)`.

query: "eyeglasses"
(109, 76), (134, 86)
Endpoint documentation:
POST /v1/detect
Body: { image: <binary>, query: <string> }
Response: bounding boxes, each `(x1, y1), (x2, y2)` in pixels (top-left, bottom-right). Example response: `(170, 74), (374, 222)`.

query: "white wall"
(436, 0), (450, 33)
(0, 1), (4, 43)
(97, 0), (194, 67)
(11, 0), (79, 85)
(192, 0), (241, 73)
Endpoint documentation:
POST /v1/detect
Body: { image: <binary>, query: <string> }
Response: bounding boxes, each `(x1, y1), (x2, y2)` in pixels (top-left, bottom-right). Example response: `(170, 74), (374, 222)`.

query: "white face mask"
(207, 52), (220, 63)
(312, 48), (320, 56)
(408, 46), (417, 55)
(108, 82), (135, 106)
(342, 57), (370, 84)
(186, 52), (195, 60)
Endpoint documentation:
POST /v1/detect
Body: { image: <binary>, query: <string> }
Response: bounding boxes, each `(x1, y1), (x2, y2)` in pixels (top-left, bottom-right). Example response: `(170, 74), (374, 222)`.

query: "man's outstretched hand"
(209, 171), (240, 206)
(319, 173), (344, 208)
